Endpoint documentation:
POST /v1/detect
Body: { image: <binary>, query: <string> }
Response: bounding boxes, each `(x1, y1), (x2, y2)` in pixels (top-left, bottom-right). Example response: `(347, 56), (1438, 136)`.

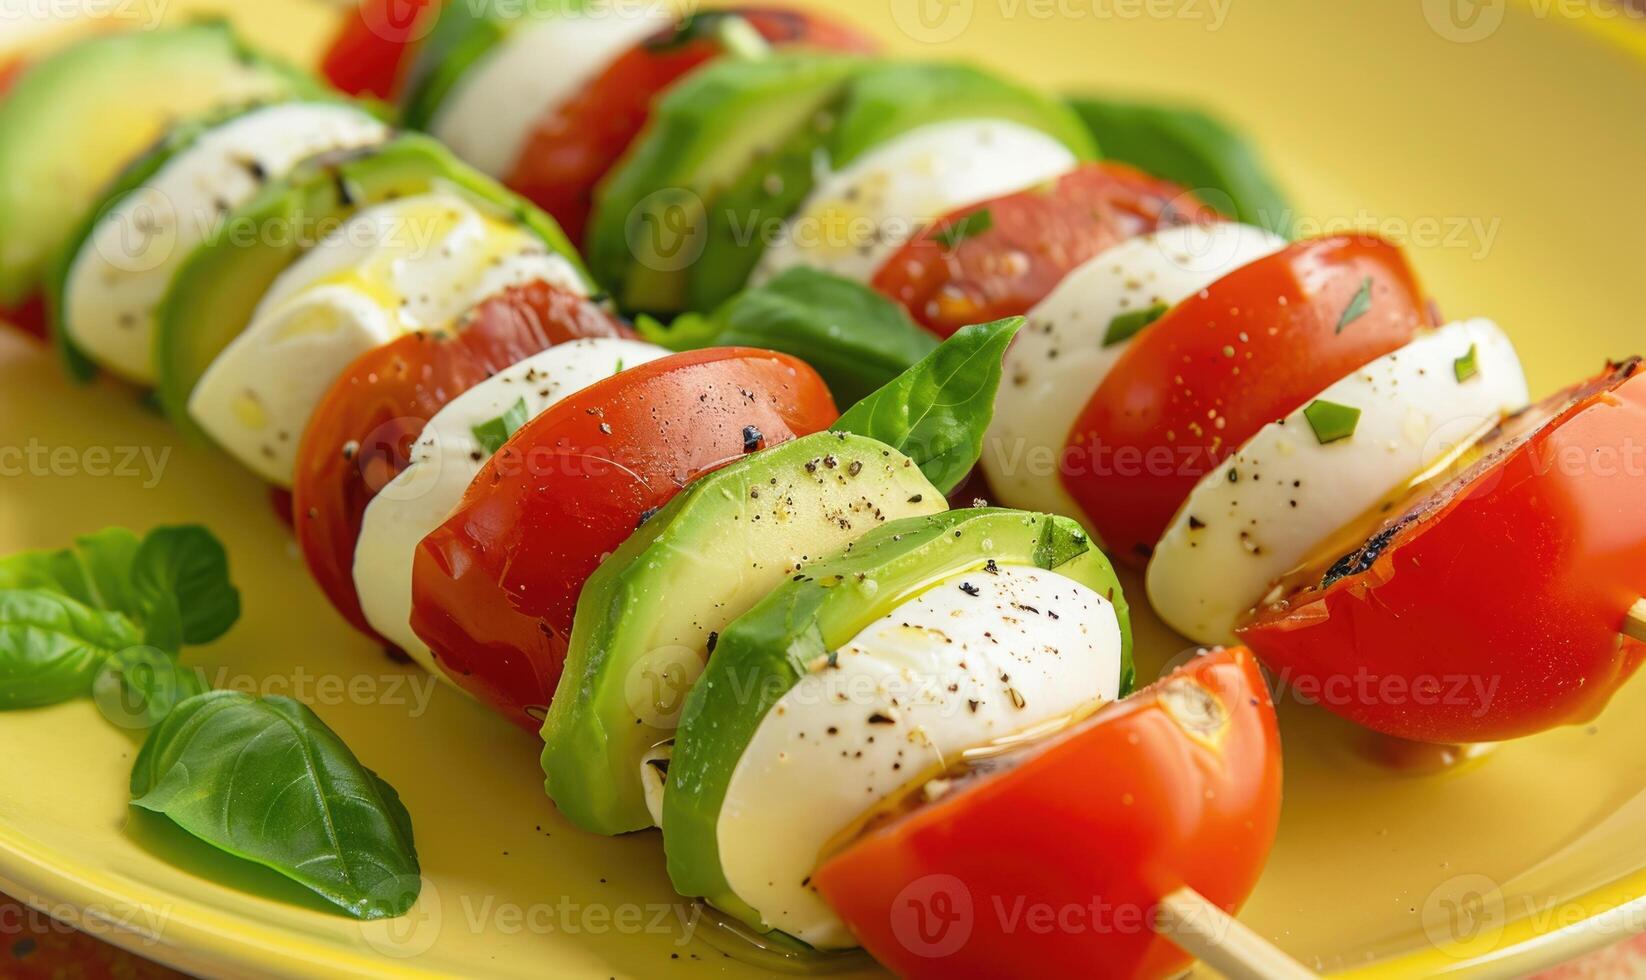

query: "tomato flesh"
(1066, 235), (1430, 566)
(292, 281), (631, 645)
(814, 647), (1282, 980)
(506, 8), (876, 246)
(872, 162), (1214, 338)
(1239, 361), (1646, 743)
(320, 0), (444, 99)
(409, 348), (837, 729)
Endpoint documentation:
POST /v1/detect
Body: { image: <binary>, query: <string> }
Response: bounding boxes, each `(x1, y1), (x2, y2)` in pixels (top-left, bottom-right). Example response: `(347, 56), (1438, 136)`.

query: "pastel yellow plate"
(4, 1), (1646, 976)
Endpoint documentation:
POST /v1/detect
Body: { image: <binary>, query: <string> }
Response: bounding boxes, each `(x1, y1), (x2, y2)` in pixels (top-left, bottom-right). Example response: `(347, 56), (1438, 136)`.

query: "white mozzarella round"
(63, 102), (391, 383)
(353, 337), (668, 669)
(1147, 318), (1530, 645)
(752, 119), (1078, 287)
(430, 11), (667, 178)
(716, 563), (1123, 949)
(982, 223), (1286, 522)
(188, 192), (584, 486)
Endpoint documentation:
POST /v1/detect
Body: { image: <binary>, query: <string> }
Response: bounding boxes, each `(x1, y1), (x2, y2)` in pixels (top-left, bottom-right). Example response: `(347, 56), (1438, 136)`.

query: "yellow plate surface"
(4, 0), (1646, 976)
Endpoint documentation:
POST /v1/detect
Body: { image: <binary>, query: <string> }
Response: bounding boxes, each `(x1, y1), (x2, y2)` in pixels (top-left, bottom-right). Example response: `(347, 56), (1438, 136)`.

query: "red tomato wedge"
(1239, 361), (1646, 743)
(1066, 235), (1430, 566)
(292, 281), (631, 645)
(505, 8), (877, 246)
(872, 162), (1215, 338)
(814, 646), (1282, 980)
(320, 0), (444, 99)
(0, 58), (43, 340)
(409, 348), (837, 729)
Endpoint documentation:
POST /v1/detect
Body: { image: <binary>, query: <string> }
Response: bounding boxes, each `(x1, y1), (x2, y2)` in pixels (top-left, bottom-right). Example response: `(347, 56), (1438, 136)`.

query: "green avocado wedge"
(594, 55), (1100, 317)
(661, 508), (1132, 932)
(588, 52), (866, 315)
(151, 132), (588, 436)
(539, 431), (944, 835)
(47, 99), (390, 382)
(0, 22), (326, 308)
(1065, 95), (1292, 235)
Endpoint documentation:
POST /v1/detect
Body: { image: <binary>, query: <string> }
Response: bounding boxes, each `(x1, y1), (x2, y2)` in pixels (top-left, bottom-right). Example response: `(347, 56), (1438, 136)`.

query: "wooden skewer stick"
(1623, 598), (1646, 644)
(1156, 887), (1317, 980)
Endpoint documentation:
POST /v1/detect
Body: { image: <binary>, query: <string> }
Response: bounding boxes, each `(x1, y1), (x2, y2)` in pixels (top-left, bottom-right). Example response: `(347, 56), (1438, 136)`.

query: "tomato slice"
(292, 281), (631, 645)
(1239, 361), (1646, 743)
(409, 348), (837, 729)
(871, 162), (1214, 338)
(0, 57), (24, 97)
(319, 0), (444, 99)
(505, 8), (877, 246)
(1065, 235), (1430, 566)
(814, 646), (1282, 980)
(0, 291), (45, 341)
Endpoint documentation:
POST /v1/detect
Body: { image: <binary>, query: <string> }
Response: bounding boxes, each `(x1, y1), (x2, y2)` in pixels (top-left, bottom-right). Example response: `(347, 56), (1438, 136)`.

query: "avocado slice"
(662, 508), (1132, 931)
(399, 0), (526, 131)
(597, 56), (1098, 316)
(540, 430), (945, 835)
(0, 22), (326, 307)
(48, 99), (391, 382)
(152, 132), (589, 435)
(587, 51), (866, 314)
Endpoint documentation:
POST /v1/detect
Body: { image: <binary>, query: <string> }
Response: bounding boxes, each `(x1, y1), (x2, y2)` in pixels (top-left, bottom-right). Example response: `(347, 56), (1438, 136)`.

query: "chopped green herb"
(935, 209), (993, 250)
(1335, 277), (1373, 334)
(1303, 399), (1362, 444)
(614, 358), (625, 375)
(1103, 303), (1169, 347)
(1453, 344), (1480, 383)
(471, 397), (530, 455)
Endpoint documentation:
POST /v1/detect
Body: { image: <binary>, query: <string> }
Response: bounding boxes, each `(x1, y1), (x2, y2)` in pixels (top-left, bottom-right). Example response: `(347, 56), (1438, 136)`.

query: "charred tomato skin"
(291, 281), (632, 645)
(813, 646), (1282, 980)
(1065, 234), (1430, 567)
(1239, 362), (1646, 744)
(506, 8), (877, 246)
(409, 348), (837, 729)
(871, 162), (1214, 338)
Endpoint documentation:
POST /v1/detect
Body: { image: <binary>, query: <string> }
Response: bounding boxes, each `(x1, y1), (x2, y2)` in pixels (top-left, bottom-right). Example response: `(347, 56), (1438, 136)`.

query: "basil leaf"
(832, 317), (1024, 494)
(0, 589), (143, 709)
(638, 267), (940, 405)
(132, 692), (421, 920)
(1104, 302), (1169, 347)
(1303, 399), (1362, 445)
(1066, 95), (1292, 235)
(1335, 277), (1373, 334)
(470, 397), (531, 455)
(131, 526), (240, 646)
(93, 646), (208, 731)
(0, 528), (143, 615)
(935, 208), (994, 250)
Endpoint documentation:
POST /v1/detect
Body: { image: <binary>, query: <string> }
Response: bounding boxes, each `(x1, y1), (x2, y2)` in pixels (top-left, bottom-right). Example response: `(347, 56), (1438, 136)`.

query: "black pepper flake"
(967, 699), (981, 713)
(1188, 515), (1206, 531)
(958, 582), (981, 597)
(867, 712), (896, 725)
(705, 631), (718, 654)
(907, 493), (924, 503)
(742, 425), (763, 453)
(636, 507), (660, 528)
(983, 559), (1000, 574)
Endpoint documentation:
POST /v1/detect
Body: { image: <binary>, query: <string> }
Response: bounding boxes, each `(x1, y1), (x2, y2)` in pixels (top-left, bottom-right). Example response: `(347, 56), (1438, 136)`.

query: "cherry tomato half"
(872, 162), (1214, 338)
(320, 0), (445, 99)
(409, 348), (837, 729)
(814, 646), (1282, 980)
(1066, 234), (1430, 567)
(292, 281), (631, 644)
(1239, 361), (1646, 743)
(506, 7), (876, 246)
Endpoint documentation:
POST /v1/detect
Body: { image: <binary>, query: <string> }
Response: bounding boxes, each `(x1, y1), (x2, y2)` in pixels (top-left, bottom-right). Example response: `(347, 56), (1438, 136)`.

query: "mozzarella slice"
(983, 223), (1286, 522)
(63, 102), (391, 383)
(1148, 319), (1530, 645)
(430, 11), (667, 178)
(189, 191), (585, 486)
(752, 120), (1077, 287)
(354, 337), (668, 670)
(716, 563), (1123, 949)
